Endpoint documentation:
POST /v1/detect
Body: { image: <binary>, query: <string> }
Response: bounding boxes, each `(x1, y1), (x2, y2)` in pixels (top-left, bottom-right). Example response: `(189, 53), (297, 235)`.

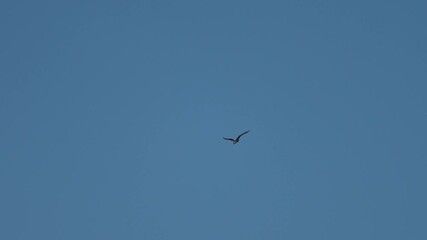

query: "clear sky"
(1, 0), (426, 239)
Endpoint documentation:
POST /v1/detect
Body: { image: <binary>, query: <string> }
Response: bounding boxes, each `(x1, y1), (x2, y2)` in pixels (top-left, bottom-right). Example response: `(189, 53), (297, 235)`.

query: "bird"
(223, 130), (250, 144)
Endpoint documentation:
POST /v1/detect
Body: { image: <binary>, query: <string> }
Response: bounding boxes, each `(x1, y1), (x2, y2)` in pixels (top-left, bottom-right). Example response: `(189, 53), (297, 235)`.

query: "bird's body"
(223, 130), (250, 144)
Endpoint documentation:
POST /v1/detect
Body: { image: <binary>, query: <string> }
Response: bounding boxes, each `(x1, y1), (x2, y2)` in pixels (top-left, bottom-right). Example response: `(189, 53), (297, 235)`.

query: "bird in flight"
(223, 130), (250, 144)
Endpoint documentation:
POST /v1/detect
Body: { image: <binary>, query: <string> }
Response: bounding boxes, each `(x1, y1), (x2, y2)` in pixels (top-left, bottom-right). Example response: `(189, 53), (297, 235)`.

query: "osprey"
(223, 130), (250, 144)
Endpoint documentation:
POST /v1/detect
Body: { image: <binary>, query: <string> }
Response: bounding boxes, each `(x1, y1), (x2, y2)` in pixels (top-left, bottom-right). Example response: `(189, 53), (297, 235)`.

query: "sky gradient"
(1, 0), (426, 239)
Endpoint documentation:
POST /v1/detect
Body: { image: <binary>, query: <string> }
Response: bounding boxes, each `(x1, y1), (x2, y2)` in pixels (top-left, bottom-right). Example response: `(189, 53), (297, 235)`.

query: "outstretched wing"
(223, 137), (235, 142)
(236, 130), (250, 141)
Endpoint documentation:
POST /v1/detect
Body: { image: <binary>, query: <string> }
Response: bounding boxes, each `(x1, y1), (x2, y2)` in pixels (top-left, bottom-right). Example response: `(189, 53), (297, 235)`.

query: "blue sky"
(1, 0), (426, 239)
